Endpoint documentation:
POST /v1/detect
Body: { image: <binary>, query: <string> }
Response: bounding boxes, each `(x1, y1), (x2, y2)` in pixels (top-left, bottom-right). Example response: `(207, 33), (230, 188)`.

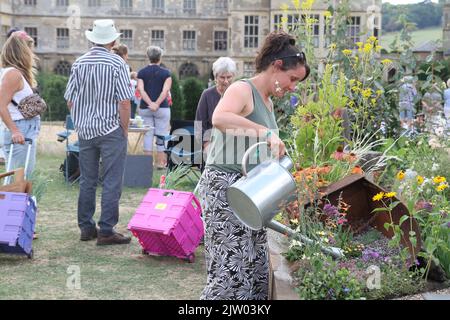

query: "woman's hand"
(266, 131), (285, 159)
(11, 130), (25, 144)
(148, 101), (159, 111)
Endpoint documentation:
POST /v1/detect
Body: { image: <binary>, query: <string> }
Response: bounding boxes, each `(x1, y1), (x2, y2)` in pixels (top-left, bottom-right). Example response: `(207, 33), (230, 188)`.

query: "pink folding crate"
(128, 188), (204, 262)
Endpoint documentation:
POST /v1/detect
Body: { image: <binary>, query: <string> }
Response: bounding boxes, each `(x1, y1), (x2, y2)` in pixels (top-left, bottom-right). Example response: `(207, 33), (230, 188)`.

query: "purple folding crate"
(0, 192), (36, 259)
(128, 188), (204, 262)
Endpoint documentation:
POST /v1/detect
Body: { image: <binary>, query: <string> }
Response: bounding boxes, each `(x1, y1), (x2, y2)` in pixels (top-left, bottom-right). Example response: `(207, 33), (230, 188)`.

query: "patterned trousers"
(197, 167), (269, 300)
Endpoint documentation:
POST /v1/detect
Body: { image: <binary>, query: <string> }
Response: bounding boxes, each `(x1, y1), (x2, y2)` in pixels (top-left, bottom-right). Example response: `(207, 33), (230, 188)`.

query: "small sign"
(155, 203), (167, 210)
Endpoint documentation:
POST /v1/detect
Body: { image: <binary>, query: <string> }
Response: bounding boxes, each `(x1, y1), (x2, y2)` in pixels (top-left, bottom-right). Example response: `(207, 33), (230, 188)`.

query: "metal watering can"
(227, 142), (344, 259)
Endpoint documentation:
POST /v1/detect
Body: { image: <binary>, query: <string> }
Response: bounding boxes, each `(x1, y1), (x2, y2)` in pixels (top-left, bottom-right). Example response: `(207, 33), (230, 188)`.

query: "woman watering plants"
(197, 31), (310, 300)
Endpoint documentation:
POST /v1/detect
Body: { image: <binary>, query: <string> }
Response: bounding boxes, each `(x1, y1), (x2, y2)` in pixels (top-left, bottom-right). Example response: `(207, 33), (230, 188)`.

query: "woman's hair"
(255, 31), (309, 79)
(0, 31), (38, 87)
(212, 57), (237, 79)
(146, 46), (163, 63)
(111, 43), (128, 60)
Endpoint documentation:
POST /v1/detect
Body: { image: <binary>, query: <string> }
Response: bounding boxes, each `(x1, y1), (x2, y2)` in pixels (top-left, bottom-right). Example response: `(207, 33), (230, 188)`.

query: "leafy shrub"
(36, 72), (69, 121)
(295, 253), (364, 300)
(170, 73), (185, 120)
(181, 77), (205, 120)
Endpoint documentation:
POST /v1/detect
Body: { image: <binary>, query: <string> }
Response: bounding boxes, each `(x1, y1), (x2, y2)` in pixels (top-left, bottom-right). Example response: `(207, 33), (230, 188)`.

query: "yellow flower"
(356, 42), (363, 48)
(329, 43), (336, 50)
(397, 170), (405, 181)
(381, 59), (392, 65)
(342, 49), (352, 56)
(301, 0), (314, 10)
(292, 0), (300, 9)
(436, 183), (449, 192)
(349, 79), (356, 86)
(281, 16), (288, 24)
(416, 175), (424, 185)
(372, 192), (384, 201)
(361, 88), (372, 98)
(384, 192), (396, 198)
(375, 45), (382, 52)
(306, 17), (318, 24)
(290, 218), (299, 225)
(371, 98), (377, 105)
(433, 176), (446, 184)
(368, 36), (377, 43)
(363, 43), (372, 54)
(323, 10), (332, 19)
(376, 89), (383, 96)
(280, 3), (289, 11)
(351, 86), (360, 93)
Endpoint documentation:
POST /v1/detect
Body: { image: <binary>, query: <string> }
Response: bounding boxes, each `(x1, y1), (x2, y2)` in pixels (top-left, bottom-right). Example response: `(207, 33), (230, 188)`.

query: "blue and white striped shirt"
(64, 46), (134, 140)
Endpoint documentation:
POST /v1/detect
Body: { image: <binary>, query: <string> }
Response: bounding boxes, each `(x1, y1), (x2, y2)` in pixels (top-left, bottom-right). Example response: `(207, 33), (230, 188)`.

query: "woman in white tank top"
(0, 30), (40, 179)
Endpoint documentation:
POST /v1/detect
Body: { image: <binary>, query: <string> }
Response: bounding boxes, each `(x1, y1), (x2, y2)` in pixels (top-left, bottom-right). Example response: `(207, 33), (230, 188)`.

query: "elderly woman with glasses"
(0, 31), (40, 179)
(196, 31), (310, 300)
(195, 56), (237, 154)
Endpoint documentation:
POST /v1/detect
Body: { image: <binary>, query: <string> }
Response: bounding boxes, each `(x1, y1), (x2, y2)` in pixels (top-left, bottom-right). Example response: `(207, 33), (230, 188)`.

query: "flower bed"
(270, 166), (449, 300)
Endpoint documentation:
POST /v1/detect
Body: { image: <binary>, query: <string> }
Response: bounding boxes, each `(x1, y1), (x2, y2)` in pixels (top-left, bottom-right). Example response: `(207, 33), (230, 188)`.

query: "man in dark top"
(195, 57), (237, 154)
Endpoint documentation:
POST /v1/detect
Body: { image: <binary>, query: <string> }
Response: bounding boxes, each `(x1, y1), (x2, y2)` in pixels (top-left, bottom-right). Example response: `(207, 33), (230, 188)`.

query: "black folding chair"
(156, 120), (204, 183)
(56, 115), (80, 184)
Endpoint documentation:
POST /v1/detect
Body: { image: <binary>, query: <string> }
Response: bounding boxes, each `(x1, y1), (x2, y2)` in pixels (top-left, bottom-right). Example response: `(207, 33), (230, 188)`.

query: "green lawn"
(0, 153), (206, 300)
(380, 26), (442, 50)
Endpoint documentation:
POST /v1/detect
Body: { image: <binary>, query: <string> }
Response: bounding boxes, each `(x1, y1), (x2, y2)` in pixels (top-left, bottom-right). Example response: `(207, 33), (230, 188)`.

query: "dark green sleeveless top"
(205, 79), (278, 173)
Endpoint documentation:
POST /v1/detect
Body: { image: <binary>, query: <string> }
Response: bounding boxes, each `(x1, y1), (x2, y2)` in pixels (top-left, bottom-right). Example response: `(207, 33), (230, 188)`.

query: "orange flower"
(351, 166), (364, 175)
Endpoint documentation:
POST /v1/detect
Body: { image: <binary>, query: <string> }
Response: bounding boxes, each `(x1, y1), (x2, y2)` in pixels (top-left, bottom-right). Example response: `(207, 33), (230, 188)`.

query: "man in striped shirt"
(64, 20), (134, 245)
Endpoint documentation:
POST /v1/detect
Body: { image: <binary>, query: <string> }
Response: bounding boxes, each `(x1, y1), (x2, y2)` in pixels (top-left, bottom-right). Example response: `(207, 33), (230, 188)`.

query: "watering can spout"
(267, 220), (344, 260)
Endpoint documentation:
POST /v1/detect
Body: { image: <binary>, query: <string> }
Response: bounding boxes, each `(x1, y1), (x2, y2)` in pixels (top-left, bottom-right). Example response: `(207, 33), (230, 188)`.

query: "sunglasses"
(274, 52), (306, 63)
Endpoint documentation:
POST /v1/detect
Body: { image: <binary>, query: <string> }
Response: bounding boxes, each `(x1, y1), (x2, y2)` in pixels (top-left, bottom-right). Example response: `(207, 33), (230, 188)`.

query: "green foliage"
(164, 165), (198, 191)
(382, 2), (442, 33)
(295, 253), (364, 300)
(29, 169), (50, 204)
(364, 265), (426, 300)
(37, 72), (69, 121)
(289, 66), (345, 167)
(181, 77), (205, 120)
(170, 73), (185, 120)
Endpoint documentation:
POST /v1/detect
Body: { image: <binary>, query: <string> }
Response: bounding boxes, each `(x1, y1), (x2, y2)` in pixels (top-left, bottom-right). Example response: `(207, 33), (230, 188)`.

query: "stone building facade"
(0, 0), (381, 79)
(443, 0), (450, 55)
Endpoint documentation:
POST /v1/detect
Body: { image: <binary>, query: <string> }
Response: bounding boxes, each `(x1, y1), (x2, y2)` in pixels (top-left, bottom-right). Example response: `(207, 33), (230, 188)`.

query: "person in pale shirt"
(0, 31), (40, 178)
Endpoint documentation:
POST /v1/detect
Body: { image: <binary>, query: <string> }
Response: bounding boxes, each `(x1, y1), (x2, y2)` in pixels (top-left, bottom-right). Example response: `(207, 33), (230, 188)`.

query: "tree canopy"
(382, 0), (443, 32)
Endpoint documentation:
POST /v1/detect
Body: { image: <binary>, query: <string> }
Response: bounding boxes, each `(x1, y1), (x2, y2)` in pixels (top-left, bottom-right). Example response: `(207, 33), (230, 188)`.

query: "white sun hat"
(85, 19), (121, 45)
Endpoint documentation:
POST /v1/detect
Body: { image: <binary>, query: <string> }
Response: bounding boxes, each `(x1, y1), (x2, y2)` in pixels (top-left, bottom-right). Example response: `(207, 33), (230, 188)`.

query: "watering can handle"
(241, 141), (268, 177)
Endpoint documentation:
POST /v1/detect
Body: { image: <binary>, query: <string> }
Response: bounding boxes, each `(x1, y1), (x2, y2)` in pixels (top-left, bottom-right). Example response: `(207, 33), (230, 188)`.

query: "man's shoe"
(80, 227), (98, 241)
(96, 232), (131, 246)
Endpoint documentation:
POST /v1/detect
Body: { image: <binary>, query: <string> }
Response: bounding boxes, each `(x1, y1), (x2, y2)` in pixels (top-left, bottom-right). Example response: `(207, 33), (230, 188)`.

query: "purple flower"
(447, 221), (450, 229)
(343, 287), (350, 294)
(362, 248), (381, 261)
(290, 95), (299, 107)
(323, 204), (339, 217)
(415, 200), (433, 212)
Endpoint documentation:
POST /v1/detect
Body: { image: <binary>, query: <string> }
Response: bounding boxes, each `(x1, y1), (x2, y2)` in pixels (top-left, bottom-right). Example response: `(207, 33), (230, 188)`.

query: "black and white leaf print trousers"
(197, 167), (269, 300)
